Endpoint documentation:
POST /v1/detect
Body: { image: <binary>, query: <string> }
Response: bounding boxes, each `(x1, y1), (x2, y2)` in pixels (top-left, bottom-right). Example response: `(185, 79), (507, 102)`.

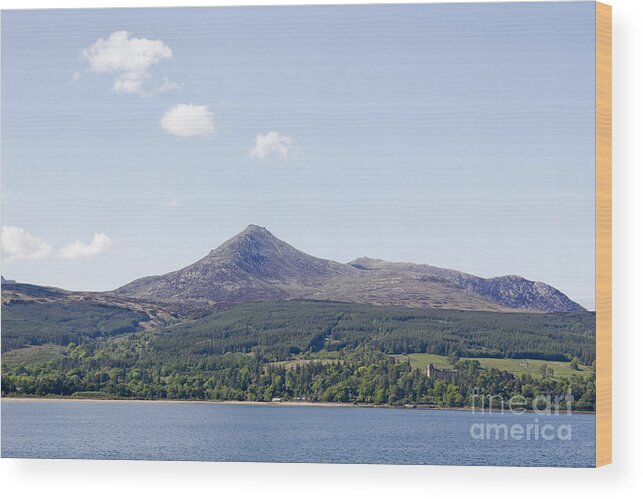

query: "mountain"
(114, 225), (585, 313)
(116, 225), (355, 303)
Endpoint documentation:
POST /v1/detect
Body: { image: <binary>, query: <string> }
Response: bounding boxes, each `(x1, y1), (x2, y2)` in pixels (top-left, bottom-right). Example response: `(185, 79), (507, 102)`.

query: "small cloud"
(161, 104), (214, 137)
(249, 131), (293, 160)
(1, 226), (52, 261)
(72, 71), (82, 81)
(158, 77), (180, 93)
(58, 233), (112, 259)
(81, 31), (173, 95)
(162, 197), (182, 208)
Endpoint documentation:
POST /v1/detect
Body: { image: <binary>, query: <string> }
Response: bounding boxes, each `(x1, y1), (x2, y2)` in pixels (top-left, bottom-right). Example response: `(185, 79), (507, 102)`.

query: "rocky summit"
(114, 225), (585, 313)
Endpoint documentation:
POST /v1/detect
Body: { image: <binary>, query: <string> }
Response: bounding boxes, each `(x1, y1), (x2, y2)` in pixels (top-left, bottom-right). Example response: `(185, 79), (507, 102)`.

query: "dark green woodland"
(1, 298), (596, 410)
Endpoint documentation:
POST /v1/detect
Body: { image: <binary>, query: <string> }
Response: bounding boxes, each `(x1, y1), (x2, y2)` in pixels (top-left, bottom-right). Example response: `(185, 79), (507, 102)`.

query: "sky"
(1, 2), (596, 309)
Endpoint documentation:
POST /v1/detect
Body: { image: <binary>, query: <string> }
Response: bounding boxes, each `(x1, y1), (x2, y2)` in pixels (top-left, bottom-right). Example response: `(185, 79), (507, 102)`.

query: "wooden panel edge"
(595, 1), (612, 468)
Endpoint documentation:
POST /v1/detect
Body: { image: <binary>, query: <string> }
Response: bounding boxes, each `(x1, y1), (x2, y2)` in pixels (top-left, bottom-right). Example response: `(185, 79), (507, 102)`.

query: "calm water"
(1, 400), (595, 467)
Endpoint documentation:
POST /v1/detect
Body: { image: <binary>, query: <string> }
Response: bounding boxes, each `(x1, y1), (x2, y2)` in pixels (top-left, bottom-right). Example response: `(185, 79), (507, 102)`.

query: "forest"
(1, 344), (596, 410)
(1, 299), (596, 410)
(153, 300), (595, 362)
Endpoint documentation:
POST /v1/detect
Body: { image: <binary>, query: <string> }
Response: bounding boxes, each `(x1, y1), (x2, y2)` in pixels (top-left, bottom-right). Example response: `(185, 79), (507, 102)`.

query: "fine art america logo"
(469, 389), (574, 442)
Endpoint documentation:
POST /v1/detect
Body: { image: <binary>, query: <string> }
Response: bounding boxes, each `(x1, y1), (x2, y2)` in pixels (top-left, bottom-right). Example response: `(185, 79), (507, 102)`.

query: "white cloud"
(161, 104), (215, 137)
(1, 226), (53, 262)
(72, 71), (81, 81)
(249, 131), (293, 160)
(58, 233), (112, 260)
(82, 31), (173, 95)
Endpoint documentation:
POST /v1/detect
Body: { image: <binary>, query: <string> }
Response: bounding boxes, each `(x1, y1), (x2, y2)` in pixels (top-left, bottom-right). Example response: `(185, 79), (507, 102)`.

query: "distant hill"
(114, 225), (585, 313)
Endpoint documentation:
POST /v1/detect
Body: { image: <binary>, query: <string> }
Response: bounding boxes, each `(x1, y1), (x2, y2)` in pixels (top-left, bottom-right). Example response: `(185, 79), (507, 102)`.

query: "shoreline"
(0, 396), (595, 415)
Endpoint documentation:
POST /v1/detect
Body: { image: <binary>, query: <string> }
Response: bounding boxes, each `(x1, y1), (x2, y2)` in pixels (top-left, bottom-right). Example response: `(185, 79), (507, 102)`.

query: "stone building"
(426, 363), (457, 380)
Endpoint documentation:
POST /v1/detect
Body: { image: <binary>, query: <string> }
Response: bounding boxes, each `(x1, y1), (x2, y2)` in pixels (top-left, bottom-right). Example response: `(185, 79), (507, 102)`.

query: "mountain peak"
(117, 225), (352, 303)
(241, 224), (271, 236)
(209, 224), (284, 257)
(206, 225), (349, 281)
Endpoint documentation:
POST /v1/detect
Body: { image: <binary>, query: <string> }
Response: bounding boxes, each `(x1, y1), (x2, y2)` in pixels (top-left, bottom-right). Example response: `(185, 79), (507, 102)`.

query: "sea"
(1, 399), (596, 467)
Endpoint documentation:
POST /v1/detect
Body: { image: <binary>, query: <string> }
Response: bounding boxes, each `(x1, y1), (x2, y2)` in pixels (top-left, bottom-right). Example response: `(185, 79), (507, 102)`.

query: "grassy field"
(394, 353), (592, 378)
(268, 351), (341, 368)
(268, 358), (337, 369)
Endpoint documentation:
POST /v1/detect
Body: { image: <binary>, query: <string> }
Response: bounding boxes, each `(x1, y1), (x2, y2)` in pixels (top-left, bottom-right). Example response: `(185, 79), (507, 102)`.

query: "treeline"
(1, 344), (595, 411)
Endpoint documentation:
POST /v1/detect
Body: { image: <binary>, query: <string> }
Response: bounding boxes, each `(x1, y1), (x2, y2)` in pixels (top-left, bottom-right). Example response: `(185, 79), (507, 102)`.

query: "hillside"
(150, 300), (596, 363)
(1, 301), (149, 352)
(1, 299), (596, 410)
(1, 283), (595, 410)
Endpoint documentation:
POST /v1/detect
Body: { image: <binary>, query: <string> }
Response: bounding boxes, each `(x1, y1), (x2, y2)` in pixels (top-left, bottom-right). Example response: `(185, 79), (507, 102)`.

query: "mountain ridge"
(114, 225), (585, 313)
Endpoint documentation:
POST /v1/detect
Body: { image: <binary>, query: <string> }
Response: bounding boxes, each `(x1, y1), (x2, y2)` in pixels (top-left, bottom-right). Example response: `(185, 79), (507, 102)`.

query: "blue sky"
(1, 2), (596, 308)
